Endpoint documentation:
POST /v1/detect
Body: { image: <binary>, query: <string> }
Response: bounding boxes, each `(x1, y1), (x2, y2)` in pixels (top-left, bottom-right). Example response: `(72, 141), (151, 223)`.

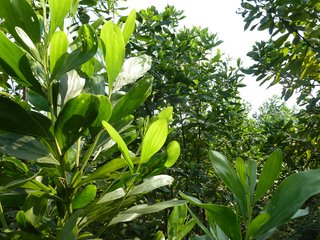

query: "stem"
(0, 201), (7, 228)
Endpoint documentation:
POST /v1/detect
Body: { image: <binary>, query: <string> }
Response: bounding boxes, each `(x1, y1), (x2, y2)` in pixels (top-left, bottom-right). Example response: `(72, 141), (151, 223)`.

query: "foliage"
(0, 1), (185, 239)
(181, 149), (320, 240)
(239, 0), (320, 108)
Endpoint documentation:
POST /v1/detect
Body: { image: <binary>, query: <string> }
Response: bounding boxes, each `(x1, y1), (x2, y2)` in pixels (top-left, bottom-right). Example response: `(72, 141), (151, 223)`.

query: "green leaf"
(49, 0), (73, 35)
(110, 76), (153, 122)
(72, 185), (97, 209)
(248, 160), (257, 198)
(61, 24), (98, 74)
(187, 206), (214, 239)
(0, 96), (50, 138)
(50, 31), (68, 78)
(102, 121), (134, 172)
(0, 31), (43, 95)
(123, 9), (136, 44)
(255, 149), (283, 202)
(0, 0), (40, 44)
(54, 93), (99, 152)
(128, 175), (174, 196)
(0, 132), (59, 165)
(247, 213), (270, 238)
(23, 194), (48, 226)
(100, 21), (125, 94)
(141, 119), (168, 163)
(180, 192), (242, 240)
(16, 210), (38, 234)
(89, 95), (112, 137)
(15, 27), (41, 62)
(252, 169), (320, 238)
(209, 151), (247, 220)
(164, 141), (181, 168)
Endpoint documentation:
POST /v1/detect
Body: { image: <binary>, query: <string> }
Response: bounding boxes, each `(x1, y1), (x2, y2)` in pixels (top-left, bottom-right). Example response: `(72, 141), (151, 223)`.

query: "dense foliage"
(0, 0), (319, 239)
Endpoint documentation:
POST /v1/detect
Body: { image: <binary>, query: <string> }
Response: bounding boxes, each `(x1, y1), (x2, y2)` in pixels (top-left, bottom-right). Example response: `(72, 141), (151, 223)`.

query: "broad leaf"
(0, 0), (40, 44)
(252, 169), (320, 238)
(100, 21), (125, 94)
(72, 185), (97, 209)
(0, 96), (50, 138)
(110, 76), (153, 122)
(122, 9), (136, 44)
(0, 31), (43, 95)
(97, 188), (126, 204)
(0, 132), (58, 165)
(180, 192), (242, 240)
(50, 31), (68, 78)
(49, 0), (73, 35)
(209, 151), (247, 220)
(255, 149), (283, 202)
(54, 93), (99, 152)
(102, 121), (134, 172)
(140, 119), (168, 163)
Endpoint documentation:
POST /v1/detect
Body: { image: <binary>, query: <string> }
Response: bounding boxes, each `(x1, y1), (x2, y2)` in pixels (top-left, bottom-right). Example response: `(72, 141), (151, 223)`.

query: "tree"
(240, 0), (320, 108)
(0, 1), (184, 238)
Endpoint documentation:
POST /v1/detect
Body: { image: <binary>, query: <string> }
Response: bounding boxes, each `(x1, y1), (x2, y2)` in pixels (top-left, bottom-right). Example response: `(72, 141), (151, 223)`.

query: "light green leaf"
(252, 169), (320, 238)
(102, 121), (134, 172)
(72, 185), (97, 209)
(100, 21), (125, 94)
(57, 70), (85, 113)
(0, 132), (58, 165)
(141, 119), (168, 163)
(50, 31), (68, 78)
(0, 31), (43, 95)
(209, 151), (247, 220)
(164, 141), (181, 168)
(122, 9), (136, 44)
(255, 149), (283, 202)
(248, 213), (270, 238)
(158, 106), (173, 121)
(54, 93), (99, 152)
(49, 0), (73, 35)
(0, 96), (51, 138)
(0, 0), (40, 44)
(128, 175), (174, 196)
(180, 192), (241, 240)
(110, 76), (153, 122)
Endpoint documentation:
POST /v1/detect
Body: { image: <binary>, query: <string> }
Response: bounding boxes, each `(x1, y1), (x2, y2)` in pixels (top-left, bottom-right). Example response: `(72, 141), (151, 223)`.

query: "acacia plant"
(0, 0), (185, 239)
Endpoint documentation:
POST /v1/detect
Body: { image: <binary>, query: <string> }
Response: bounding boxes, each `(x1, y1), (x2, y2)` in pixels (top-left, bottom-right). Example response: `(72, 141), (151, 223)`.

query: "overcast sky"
(123, 0), (296, 112)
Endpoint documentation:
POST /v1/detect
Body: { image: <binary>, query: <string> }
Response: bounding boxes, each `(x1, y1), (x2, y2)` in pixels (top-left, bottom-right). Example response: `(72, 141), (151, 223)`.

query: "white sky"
(123, 0), (297, 112)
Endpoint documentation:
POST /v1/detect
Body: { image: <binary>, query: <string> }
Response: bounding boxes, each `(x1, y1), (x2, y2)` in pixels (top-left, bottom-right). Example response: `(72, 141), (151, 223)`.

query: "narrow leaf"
(253, 169), (320, 238)
(102, 121), (134, 171)
(50, 31), (68, 78)
(100, 21), (125, 94)
(49, 0), (73, 35)
(255, 149), (283, 202)
(123, 9), (136, 44)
